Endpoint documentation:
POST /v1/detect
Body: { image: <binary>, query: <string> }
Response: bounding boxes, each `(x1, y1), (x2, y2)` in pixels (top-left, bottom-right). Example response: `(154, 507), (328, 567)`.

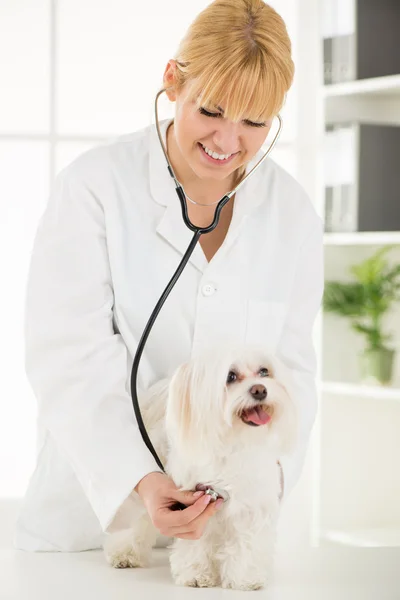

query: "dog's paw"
(221, 578), (267, 591)
(106, 548), (149, 569)
(173, 572), (218, 588)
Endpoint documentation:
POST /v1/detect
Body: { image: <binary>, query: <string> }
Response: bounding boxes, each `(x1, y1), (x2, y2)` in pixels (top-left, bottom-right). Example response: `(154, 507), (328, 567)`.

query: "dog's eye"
(227, 371), (237, 384)
(259, 368), (269, 377)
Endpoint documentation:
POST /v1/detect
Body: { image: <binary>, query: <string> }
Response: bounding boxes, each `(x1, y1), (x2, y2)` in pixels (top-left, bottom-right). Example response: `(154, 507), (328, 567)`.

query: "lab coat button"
(202, 283), (216, 296)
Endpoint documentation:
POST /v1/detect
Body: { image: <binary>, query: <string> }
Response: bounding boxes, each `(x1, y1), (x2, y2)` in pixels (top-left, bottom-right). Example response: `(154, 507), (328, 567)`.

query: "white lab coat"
(14, 118), (324, 552)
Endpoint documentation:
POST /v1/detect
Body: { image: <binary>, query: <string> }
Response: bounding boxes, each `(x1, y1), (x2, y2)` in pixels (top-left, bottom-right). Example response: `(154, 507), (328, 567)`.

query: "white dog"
(104, 345), (298, 591)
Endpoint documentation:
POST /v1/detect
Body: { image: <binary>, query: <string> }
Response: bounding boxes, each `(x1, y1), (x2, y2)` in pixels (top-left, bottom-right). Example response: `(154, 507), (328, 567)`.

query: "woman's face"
(165, 67), (274, 184)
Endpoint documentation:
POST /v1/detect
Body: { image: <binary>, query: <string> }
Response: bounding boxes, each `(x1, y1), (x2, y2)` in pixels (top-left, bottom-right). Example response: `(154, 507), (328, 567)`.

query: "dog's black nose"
(249, 384), (267, 401)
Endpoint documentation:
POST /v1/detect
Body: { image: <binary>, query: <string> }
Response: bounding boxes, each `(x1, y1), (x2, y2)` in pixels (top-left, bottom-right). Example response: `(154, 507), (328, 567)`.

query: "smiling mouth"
(198, 143), (238, 165)
(240, 405), (272, 426)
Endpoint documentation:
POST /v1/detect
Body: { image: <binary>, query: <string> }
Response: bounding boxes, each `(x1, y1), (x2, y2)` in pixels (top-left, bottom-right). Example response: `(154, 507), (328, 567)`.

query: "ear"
(165, 357), (226, 461)
(270, 357), (299, 455)
(165, 362), (192, 450)
(277, 384), (298, 455)
(163, 59), (178, 101)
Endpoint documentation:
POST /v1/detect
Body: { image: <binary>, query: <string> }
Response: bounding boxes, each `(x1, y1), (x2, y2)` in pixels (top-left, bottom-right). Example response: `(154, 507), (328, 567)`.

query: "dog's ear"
(270, 357), (299, 455)
(276, 385), (298, 455)
(165, 362), (193, 450)
(165, 357), (227, 460)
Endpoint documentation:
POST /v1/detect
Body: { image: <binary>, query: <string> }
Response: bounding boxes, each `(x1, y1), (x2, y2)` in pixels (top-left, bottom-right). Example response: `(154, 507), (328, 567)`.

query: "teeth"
(201, 144), (232, 160)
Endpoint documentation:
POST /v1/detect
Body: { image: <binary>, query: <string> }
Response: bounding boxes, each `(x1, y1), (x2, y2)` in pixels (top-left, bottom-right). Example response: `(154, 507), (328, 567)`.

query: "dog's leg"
(103, 512), (157, 568)
(218, 518), (277, 591)
(169, 536), (219, 587)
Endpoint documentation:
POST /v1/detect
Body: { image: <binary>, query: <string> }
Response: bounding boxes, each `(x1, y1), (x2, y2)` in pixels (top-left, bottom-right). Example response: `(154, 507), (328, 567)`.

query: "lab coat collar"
(148, 117), (267, 272)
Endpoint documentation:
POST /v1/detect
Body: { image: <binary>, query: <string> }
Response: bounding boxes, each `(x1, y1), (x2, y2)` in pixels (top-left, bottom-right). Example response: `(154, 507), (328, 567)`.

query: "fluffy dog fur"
(103, 345), (298, 590)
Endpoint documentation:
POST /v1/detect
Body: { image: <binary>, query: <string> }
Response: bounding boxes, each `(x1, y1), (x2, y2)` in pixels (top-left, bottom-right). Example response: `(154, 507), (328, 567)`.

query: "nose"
(249, 384), (267, 401)
(213, 121), (240, 154)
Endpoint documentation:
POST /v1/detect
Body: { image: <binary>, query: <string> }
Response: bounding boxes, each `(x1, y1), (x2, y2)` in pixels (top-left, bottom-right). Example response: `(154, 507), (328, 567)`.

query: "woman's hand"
(135, 472), (223, 540)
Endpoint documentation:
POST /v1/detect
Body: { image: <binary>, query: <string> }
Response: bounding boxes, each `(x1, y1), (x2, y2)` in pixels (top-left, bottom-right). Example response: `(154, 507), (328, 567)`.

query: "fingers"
(172, 488), (205, 507)
(165, 492), (213, 528)
(163, 497), (224, 539)
(153, 492), (208, 532)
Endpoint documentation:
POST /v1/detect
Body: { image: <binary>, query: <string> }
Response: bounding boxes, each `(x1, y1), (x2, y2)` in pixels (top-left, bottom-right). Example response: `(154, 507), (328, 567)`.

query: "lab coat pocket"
(245, 300), (287, 352)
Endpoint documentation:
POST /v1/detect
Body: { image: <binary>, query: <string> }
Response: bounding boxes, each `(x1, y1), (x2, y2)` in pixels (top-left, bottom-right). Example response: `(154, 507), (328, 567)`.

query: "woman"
(14, 0), (323, 552)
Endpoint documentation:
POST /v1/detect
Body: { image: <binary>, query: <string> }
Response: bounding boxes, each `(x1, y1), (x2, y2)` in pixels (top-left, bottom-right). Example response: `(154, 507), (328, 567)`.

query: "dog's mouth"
(240, 404), (272, 427)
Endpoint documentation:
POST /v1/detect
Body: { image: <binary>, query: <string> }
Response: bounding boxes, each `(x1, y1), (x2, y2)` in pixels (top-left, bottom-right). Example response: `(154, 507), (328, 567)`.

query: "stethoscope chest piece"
(195, 482), (230, 503)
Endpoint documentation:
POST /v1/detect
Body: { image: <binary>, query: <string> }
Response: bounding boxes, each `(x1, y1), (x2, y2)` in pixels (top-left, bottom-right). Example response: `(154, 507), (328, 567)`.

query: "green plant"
(323, 246), (400, 352)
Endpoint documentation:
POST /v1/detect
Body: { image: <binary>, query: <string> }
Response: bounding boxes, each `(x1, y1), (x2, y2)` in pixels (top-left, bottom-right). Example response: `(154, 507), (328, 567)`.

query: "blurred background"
(0, 0), (399, 585)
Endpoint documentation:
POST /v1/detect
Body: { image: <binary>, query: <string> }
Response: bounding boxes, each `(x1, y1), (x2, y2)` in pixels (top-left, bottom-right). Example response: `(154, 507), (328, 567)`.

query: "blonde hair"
(168, 0), (294, 123)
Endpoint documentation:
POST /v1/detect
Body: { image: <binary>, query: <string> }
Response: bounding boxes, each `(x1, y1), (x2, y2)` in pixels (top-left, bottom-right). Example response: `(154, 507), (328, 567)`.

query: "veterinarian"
(14, 0), (324, 552)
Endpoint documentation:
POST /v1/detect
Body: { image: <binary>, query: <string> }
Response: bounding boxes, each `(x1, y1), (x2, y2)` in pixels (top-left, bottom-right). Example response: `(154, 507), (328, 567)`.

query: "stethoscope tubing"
(130, 229), (201, 472)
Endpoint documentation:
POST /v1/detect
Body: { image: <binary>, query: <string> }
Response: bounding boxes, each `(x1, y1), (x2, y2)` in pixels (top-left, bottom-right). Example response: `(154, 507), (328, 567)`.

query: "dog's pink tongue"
(245, 406), (270, 425)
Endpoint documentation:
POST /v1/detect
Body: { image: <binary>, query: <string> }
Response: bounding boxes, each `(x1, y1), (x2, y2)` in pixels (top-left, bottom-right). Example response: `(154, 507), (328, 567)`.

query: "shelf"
(320, 381), (400, 402)
(322, 74), (400, 99)
(321, 527), (400, 548)
(324, 231), (400, 246)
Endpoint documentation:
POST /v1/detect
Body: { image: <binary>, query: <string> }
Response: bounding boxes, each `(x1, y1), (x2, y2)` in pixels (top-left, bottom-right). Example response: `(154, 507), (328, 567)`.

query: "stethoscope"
(130, 88), (283, 508)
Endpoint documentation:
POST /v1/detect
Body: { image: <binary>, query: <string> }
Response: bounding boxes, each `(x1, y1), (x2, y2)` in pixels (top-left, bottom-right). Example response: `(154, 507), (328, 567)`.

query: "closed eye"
(243, 119), (267, 128)
(199, 107), (266, 128)
(199, 107), (221, 119)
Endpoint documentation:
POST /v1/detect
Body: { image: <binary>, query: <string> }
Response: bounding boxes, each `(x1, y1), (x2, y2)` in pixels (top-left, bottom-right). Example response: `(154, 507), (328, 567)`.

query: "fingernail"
(193, 490), (204, 498)
(202, 494), (212, 504)
(215, 499), (224, 510)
